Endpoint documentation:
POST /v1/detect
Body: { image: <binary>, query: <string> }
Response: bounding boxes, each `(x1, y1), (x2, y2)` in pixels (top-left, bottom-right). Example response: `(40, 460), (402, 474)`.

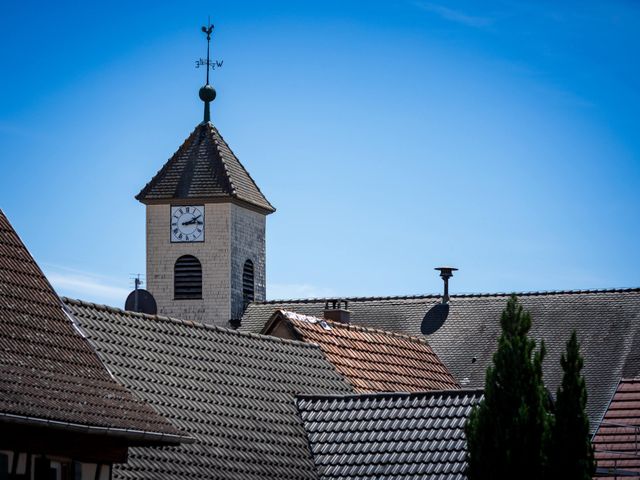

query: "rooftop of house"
(296, 389), (483, 480)
(593, 378), (640, 478)
(136, 121), (274, 213)
(63, 297), (353, 480)
(0, 209), (185, 444)
(264, 309), (459, 393)
(244, 288), (640, 431)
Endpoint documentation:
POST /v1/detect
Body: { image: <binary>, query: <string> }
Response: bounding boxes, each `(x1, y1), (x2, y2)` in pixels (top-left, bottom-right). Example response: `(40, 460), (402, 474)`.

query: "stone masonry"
(230, 204), (266, 321)
(146, 202), (266, 326)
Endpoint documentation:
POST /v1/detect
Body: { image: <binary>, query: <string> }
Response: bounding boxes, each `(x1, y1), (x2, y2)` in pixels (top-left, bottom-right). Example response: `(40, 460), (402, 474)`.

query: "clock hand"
(182, 214), (201, 225)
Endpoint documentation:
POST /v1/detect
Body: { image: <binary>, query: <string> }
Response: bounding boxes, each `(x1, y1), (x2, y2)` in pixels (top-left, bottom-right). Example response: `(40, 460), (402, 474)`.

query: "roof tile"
(64, 298), (353, 480)
(136, 122), (274, 213)
(266, 310), (459, 393)
(0, 209), (182, 441)
(244, 289), (640, 430)
(593, 378), (640, 478)
(297, 390), (482, 480)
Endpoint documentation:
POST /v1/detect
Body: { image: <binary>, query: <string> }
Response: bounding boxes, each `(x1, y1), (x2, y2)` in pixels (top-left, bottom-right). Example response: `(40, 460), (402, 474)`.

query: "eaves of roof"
(0, 412), (193, 445)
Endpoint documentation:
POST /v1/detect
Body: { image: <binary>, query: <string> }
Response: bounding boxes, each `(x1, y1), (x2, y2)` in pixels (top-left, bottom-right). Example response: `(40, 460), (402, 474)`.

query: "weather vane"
(196, 19), (224, 80)
(197, 18), (222, 123)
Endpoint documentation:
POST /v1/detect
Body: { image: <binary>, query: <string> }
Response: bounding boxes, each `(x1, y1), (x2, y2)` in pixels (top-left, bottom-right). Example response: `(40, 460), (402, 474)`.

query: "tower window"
(242, 259), (255, 308)
(174, 255), (202, 299)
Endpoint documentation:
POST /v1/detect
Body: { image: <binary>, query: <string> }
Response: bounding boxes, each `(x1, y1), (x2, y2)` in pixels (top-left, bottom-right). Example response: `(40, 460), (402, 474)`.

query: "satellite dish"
(420, 303), (450, 335)
(125, 288), (157, 315)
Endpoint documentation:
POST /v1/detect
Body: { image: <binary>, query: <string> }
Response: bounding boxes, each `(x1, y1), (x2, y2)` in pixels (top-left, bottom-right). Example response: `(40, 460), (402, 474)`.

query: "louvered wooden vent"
(242, 259), (255, 308)
(174, 255), (202, 299)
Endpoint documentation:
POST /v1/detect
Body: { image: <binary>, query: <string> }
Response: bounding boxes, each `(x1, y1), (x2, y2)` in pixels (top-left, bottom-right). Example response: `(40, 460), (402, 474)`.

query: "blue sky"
(1, 0), (639, 306)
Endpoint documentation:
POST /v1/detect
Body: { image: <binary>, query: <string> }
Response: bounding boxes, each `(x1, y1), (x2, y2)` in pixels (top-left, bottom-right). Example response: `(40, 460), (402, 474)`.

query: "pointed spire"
(198, 21), (217, 123)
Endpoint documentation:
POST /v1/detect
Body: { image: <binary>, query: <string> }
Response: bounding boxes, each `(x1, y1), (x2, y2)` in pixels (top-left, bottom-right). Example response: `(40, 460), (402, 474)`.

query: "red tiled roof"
(0, 209), (186, 443)
(265, 310), (459, 393)
(593, 378), (640, 478)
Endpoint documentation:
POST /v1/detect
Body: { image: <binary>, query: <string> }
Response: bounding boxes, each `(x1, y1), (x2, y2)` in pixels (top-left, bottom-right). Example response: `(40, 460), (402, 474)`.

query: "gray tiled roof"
(243, 288), (640, 431)
(297, 390), (483, 480)
(136, 122), (275, 213)
(0, 209), (183, 443)
(63, 298), (353, 480)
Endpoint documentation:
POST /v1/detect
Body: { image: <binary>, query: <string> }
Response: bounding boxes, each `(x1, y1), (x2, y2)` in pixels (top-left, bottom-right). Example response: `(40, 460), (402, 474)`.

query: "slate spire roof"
(0, 209), (186, 444)
(264, 310), (459, 393)
(136, 121), (275, 213)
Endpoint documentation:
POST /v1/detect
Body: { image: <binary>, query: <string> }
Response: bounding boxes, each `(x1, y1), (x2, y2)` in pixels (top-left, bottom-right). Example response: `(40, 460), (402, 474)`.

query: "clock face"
(171, 206), (205, 242)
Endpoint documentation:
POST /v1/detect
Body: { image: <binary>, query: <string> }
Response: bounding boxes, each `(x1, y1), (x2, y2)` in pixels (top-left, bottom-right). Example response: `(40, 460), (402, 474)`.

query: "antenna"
(124, 274), (157, 315)
(196, 18), (223, 123)
(130, 274), (143, 312)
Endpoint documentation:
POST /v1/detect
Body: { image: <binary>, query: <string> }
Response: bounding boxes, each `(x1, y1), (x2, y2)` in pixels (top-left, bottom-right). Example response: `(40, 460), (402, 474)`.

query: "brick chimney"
(324, 299), (351, 324)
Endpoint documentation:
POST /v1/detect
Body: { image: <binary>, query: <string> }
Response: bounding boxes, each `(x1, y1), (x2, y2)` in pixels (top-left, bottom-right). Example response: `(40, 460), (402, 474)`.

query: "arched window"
(174, 255), (202, 299)
(242, 259), (255, 308)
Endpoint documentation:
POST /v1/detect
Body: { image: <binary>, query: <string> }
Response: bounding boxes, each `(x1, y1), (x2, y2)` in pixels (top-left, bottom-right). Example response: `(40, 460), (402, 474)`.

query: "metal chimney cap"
(435, 266), (458, 278)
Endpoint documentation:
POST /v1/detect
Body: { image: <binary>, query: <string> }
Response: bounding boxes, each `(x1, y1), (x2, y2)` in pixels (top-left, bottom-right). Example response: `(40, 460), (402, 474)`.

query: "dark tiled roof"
(593, 379), (640, 478)
(297, 389), (483, 480)
(265, 310), (459, 393)
(136, 122), (275, 213)
(243, 288), (640, 430)
(63, 298), (353, 480)
(0, 209), (183, 442)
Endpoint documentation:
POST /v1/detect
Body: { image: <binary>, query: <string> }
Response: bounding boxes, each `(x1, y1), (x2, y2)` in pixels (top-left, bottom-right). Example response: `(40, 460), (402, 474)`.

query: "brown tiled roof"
(264, 310), (459, 393)
(136, 122), (275, 213)
(0, 209), (186, 443)
(593, 378), (640, 478)
(244, 289), (640, 430)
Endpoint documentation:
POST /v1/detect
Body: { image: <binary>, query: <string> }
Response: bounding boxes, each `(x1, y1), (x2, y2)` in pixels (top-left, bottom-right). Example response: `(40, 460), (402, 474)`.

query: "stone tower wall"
(146, 203), (231, 326)
(230, 204), (267, 321)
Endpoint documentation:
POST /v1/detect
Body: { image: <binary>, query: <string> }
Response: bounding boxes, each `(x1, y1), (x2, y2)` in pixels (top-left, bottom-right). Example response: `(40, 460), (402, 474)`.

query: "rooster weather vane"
(196, 22), (224, 75)
(197, 19), (223, 123)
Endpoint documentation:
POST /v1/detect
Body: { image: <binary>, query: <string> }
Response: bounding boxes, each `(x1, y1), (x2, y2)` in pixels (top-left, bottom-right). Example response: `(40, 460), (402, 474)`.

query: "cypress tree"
(466, 294), (549, 480)
(547, 330), (595, 479)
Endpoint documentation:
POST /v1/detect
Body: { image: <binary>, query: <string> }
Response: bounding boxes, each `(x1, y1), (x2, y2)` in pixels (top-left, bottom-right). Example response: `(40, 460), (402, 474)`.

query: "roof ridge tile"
(207, 123), (238, 196)
(256, 287), (640, 305)
(135, 124), (199, 201)
(296, 388), (484, 403)
(62, 297), (320, 350)
(208, 123), (275, 211)
(280, 309), (433, 346)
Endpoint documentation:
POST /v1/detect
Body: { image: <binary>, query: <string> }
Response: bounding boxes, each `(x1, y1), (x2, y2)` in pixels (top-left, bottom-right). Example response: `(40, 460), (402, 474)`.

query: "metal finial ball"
(199, 84), (216, 102)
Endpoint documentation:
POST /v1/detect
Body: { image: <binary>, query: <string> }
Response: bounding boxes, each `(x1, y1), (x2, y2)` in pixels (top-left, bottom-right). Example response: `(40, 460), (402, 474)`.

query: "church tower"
(136, 24), (275, 327)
